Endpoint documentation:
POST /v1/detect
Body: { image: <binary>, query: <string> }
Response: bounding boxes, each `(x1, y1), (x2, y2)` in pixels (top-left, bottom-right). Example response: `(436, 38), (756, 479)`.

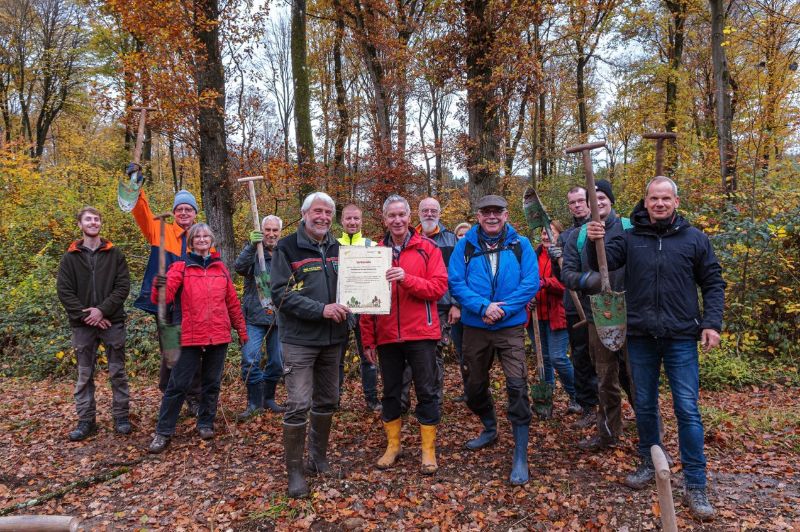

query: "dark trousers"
(567, 314), (598, 410)
(156, 343), (228, 435)
(400, 307), (447, 408)
(587, 323), (633, 439)
(379, 340), (440, 425)
(338, 322), (379, 404)
(158, 325), (202, 401)
(282, 343), (340, 425)
(72, 323), (129, 421)
(462, 325), (532, 426)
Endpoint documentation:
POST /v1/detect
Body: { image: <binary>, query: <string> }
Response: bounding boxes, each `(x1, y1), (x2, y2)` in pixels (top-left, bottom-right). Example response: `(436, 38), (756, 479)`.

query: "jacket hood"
(630, 200), (690, 235)
(463, 222), (520, 248)
(67, 239), (113, 253)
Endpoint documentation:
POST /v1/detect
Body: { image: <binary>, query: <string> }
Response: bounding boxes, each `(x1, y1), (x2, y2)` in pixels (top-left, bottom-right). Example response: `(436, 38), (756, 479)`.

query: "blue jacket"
(448, 223), (539, 330)
(590, 201), (726, 339)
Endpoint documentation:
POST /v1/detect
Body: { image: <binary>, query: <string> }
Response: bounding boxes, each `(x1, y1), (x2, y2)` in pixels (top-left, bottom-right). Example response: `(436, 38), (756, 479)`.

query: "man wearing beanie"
(129, 171), (203, 410)
(560, 179), (634, 453)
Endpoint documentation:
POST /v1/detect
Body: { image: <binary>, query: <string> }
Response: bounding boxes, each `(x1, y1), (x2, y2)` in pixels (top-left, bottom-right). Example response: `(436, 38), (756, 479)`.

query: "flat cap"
(475, 195), (508, 210)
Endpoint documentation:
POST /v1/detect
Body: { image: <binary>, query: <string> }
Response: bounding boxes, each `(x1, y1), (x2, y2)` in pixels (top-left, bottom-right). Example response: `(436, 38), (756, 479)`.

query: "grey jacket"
(233, 242), (276, 326)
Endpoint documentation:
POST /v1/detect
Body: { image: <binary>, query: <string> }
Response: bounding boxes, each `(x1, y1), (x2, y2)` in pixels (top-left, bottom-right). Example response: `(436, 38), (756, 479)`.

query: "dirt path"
(0, 371), (797, 530)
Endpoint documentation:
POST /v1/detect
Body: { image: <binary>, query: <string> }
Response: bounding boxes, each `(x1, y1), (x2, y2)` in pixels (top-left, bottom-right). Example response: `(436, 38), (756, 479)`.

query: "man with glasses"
(129, 177), (203, 412)
(448, 195), (539, 485)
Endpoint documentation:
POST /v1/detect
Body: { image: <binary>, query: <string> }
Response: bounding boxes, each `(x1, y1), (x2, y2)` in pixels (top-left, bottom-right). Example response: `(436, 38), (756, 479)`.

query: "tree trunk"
(194, 0), (236, 266)
(576, 53), (588, 140)
(709, 0), (736, 192)
(291, 0), (315, 197)
(463, 0), (501, 207)
(332, 0), (349, 178)
(664, 0), (686, 174)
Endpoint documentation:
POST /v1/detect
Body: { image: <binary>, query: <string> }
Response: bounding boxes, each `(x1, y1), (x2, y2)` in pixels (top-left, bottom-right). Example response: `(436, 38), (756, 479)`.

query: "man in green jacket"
(57, 206), (131, 441)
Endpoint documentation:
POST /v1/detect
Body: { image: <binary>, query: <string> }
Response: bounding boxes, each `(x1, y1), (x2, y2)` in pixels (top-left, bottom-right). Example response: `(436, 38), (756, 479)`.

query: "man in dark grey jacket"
(234, 215), (285, 418)
(586, 176), (725, 520)
(561, 180), (633, 452)
(271, 192), (350, 499)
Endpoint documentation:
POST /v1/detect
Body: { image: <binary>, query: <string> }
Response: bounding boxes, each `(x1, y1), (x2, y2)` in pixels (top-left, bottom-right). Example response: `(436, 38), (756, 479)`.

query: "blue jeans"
(527, 321), (576, 399)
(241, 322), (283, 385)
(156, 343), (228, 435)
(338, 322), (378, 403)
(627, 336), (707, 489)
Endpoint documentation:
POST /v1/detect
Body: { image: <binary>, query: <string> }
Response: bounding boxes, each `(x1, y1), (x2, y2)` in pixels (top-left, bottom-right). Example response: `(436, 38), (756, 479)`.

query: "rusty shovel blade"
(589, 291), (627, 351)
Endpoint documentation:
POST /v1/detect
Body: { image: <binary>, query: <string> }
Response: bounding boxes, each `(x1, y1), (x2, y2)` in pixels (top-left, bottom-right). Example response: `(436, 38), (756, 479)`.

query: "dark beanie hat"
(594, 179), (615, 204)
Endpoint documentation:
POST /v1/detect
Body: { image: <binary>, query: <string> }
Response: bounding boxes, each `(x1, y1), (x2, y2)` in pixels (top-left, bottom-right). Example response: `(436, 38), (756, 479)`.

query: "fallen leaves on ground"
(0, 368), (797, 530)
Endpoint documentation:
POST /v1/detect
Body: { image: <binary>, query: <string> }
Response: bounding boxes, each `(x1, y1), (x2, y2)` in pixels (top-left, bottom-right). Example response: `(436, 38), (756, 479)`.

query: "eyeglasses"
(174, 207), (195, 214)
(568, 199), (586, 206)
(420, 209), (440, 215)
(478, 208), (506, 216)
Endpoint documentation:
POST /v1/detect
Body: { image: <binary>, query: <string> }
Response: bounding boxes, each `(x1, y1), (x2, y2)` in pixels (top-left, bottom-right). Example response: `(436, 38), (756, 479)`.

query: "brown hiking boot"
(571, 407), (596, 430)
(577, 433), (617, 452)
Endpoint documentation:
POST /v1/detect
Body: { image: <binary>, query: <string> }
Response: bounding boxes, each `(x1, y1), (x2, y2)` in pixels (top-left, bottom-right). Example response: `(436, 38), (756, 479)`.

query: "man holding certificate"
(361, 195), (448, 475)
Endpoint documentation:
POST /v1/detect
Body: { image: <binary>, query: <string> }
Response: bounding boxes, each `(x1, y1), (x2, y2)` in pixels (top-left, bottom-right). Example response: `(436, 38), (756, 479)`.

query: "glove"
(153, 274), (167, 289)
(125, 163), (143, 185)
(249, 230), (264, 244)
(578, 271), (602, 294)
(239, 333), (249, 346)
(547, 244), (563, 261)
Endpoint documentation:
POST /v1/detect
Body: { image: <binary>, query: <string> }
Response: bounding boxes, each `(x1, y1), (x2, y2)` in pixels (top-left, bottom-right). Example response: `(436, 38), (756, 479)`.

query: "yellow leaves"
(55, 351), (65, 359)
(768, 224), (788, 239)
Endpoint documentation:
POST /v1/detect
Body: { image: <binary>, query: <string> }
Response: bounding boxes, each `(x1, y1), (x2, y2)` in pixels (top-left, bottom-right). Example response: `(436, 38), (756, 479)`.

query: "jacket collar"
(630, 200), (688, 236)
(298, 221), (335, 250)
(67, 238), (113, 253)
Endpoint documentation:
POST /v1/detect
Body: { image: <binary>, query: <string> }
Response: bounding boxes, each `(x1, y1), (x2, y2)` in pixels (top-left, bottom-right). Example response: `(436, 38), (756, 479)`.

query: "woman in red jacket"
(148, 223), (248, 453)
(361, 195), (448, 475)
(527, 221), (578, 413)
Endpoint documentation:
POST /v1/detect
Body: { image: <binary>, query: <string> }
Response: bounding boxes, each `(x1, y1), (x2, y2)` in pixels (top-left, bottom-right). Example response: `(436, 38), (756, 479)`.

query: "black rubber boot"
(305, 411), (334, 476)
(465, 411), (498, 450)
(283, 422), (309, 498)
(68, 419), (97, 442)
(263, 380), (287, 413)
(238, 382), (265, 420)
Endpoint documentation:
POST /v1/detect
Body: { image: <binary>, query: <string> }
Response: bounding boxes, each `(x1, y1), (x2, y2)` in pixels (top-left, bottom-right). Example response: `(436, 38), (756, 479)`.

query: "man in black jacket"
(561, 180), (633, 452)
(271, 192), (350, 498)
(57, 206), (131, 441)
(586, 176), (725, 520)
(234, 215), (286, 418)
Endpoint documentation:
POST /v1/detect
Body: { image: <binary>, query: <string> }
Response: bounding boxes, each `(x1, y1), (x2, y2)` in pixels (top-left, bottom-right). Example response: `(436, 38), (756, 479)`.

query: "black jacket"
(271, 223), (348, 346)
(57, 239), (130, 327)
(234, 242), (276, 326)
(589, 202), (726, 339)
(561, 210), (626, 322)
(555, 215), (588, 316)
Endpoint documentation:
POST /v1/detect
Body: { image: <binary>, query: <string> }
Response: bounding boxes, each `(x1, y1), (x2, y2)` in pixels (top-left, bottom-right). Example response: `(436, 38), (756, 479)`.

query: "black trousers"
(378, 340), (440, 425)
(567, 314), (598, 410)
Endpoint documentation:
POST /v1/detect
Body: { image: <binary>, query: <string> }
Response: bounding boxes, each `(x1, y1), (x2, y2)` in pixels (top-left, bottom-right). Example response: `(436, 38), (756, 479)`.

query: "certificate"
(337, 246), (392, 314)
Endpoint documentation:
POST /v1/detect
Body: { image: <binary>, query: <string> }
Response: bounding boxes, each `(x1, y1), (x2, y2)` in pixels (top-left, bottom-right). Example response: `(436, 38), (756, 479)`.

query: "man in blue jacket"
(449, 195), (539, 485)
(586, 176), (725, 520)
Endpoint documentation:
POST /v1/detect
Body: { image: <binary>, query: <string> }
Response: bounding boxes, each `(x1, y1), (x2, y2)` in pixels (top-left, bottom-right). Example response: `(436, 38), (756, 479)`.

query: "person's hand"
(579, 271), (602, 294)
(700, 329), (721, 351)
(97, 318), (112, 330)
(249, 230), (264, 244)
(364, 347), (377, 365)
(82, 307), (104, 326)
(239, 333), (249, 347)
(323, 303), (349, 323)
(526, 298), (536, 312)
(154, 274), (167, 289)
(586, 221), (605, 241)
(447, 306), (461, 325)
(125, 162), (143, 184)
(547, 244), (563, 261)
(484, 302), (505, 322)
(386, 267), (405, 283)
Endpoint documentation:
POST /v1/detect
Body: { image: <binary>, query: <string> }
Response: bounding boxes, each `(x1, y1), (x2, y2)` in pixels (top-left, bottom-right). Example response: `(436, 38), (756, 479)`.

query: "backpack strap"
(577, 217), (632, 255)
(463, 240), (523, 266)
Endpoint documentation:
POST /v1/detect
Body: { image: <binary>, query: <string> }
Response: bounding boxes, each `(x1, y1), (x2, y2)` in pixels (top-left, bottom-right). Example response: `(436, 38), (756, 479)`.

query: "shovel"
(565, 141), (626, 351)
(642, 132), (677, 177)
(154, 212), (181, 368)
(118, 106), (156, 212)
(529, 300), (554, 419)
(237, 175), (272, 308)
(523, 186), (587, 329)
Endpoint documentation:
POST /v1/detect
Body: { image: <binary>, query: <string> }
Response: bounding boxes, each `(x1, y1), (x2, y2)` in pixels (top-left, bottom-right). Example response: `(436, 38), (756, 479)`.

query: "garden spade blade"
(529, 301), (554, 419)
(590, 291), (627, 351)
(565, 140), (627, 350)
(154, 213), (182, 368)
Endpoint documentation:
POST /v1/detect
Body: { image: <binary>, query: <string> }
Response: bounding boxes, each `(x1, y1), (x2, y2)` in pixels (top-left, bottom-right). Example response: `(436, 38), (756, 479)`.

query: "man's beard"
(420, 220), (438, 234)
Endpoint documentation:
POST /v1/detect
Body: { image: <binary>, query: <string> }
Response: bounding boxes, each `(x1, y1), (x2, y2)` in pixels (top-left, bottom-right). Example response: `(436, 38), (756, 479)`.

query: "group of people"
(55, 171), (724, 521)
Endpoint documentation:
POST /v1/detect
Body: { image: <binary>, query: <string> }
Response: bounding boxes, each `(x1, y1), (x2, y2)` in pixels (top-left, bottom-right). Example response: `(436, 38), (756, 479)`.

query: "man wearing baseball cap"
(448, 194), (539, 485)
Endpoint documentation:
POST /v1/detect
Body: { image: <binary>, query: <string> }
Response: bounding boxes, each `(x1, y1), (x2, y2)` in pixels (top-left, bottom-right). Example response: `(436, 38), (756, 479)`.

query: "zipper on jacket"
(425, 301), (432, 326)
(394, 254), (402, 340)
(655, 236), (662, 334)
(320, 241), (333, 345)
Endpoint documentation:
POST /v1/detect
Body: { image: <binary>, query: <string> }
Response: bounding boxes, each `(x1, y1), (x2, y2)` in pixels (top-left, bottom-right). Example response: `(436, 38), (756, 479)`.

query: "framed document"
(337, 246), (392, 314)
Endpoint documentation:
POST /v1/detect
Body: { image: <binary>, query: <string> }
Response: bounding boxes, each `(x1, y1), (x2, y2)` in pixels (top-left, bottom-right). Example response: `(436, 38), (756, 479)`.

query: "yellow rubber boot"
(376, 418), (402, 469)
(420, 424), (438, 475)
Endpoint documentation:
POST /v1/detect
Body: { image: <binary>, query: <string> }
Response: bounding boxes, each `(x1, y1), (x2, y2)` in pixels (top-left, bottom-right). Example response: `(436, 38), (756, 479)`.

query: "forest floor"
(0, 365), (798, 531)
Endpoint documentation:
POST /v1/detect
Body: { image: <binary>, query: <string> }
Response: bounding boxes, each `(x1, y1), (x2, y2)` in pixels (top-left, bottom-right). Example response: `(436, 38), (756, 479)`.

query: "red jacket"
(152, 253), (248, 346)
(534, 245), (567, 330)
(360, 231), (448, 348)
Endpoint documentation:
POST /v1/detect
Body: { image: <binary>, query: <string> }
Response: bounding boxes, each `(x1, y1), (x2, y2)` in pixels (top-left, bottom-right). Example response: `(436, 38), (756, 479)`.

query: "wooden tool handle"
(131, 107), (155, 165)
(565, 140), (606, 154)
(245, 180), (267, 272)
(153, 213), (172, 322)
(579, 149), (612, 293)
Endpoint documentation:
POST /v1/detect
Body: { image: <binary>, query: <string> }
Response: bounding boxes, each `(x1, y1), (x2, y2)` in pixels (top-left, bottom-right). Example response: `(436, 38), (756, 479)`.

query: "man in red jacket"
(361, 195), (448, 475)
